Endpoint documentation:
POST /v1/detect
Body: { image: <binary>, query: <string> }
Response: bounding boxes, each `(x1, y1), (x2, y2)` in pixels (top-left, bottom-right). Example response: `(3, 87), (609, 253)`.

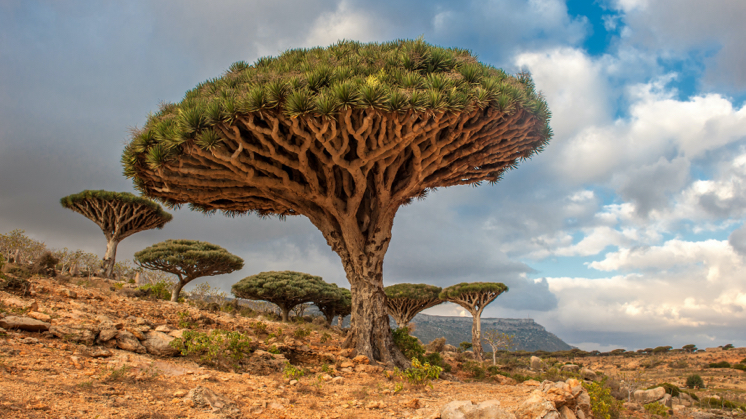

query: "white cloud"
(304, 0), (381, 47)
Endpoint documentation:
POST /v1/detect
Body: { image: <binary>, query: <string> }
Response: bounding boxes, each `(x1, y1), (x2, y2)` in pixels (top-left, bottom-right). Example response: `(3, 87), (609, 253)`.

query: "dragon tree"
(232, 271), (332, 322)
(134, 239), (243, 301)
(122, 39), (552, 366)
(314, 284), (352, 326)
(385, 283), (442, 328)
(60, 190), (173, 278)
(440, 282), (507, 362)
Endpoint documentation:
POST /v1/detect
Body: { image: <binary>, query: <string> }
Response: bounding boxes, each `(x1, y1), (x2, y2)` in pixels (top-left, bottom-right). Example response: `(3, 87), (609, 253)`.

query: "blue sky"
(1, 0), (745, 351)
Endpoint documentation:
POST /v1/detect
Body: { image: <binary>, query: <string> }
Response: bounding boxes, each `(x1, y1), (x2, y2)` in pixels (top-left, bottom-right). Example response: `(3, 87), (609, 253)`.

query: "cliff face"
(409, 314), (572, 352)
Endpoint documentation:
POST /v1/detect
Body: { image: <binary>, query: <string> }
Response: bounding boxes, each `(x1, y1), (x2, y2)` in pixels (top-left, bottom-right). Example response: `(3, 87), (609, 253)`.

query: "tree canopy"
(440, 282), (508, 362)
(122, 38), (551, 367)
(313, 284), (352, 326)
(232, 271), (333, 322)
(60, 190), (172, 278)
(384, 283), (442, 328)
(134, 239), (243, 301)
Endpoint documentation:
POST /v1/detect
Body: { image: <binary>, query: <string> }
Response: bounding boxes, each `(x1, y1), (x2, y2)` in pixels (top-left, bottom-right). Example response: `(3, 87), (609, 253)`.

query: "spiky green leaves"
(439, 282), (508, 300)
(385, 283), (442, 301)
(60, 190), (172, 223)
(134, 239), (243, 281)
(123, 39), (552, 183)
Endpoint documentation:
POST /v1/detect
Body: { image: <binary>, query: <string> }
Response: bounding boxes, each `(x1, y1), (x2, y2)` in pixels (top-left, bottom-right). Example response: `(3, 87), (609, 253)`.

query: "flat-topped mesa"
(122, 39), (552, 367)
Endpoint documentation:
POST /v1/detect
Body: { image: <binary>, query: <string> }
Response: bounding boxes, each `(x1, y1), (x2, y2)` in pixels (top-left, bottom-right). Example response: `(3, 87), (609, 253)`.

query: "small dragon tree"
(232, 271), (331, 322)
(60, 190), (172, 278)
(134, 239), (243, 301)
(439, 282), (507, 362)
(314, 285), (352, 326)
(123, 39), (551, 366)
(384, 283), (443, 328)
(482, 329), (515, 366)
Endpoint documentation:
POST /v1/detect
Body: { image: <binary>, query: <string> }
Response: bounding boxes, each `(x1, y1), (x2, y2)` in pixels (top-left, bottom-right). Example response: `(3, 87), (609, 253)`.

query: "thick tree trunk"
(102, 237), (119, 278)
(323, 312), (335, 326)
(280, 306), (290, 322)
(471, 308), (485, 362)
(171, 281), (185, 302)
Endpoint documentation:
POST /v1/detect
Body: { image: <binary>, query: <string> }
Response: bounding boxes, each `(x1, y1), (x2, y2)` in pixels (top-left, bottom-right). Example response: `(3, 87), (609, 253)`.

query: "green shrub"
(422, 352), (451, 373)
(320, 332), (331, 344)
(392, 327), (425, 360)
(402, 357), (442, 387)
(249, 321), (268, 334)
(139, 280), (172, 300)
(170, 329), (254, 370)
(733, 364), (746, 371)
(698, 397), (746, 411)
(708, 361), (731, 368)
(458, 341), (473, 352)
(268, 345), (280, 354)
(177, 311), (196, 329)
(3, 264), (30, 279)
(644, 402), (669, 417)
(583, 378), (622, 419)
(283, 362), (306, 380)
(293, 327), (311, 340)
(462, 361), (486, 379)
(30, 251), (58, 277)
(685, 374), (705, 389)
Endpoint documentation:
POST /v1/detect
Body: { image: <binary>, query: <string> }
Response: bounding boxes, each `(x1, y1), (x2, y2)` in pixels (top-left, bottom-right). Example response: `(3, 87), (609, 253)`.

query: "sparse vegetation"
(686, 374), (705, 389)
(170, 329), (254, 371)
(644, 402), (669, 417)
(584, 378), (622, 419)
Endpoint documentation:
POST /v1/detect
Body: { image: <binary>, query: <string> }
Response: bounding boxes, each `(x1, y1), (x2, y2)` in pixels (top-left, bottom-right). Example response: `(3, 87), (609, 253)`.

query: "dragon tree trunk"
(102, 237), (119, 279)
(171, 280), (185, 302)
(471, 307), (485, 362)
(312, 210), (409, 367)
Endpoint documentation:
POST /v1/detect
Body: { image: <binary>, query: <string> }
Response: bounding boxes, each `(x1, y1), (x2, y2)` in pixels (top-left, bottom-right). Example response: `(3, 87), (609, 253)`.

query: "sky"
(1, 0), (745, 352)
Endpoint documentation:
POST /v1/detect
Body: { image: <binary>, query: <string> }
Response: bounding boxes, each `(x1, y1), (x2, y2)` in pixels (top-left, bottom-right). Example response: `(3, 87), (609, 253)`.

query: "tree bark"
(171, 280), (185, 302)
(471, 307), (485, 362)
(102, 237), (119, 278)
(280, 306), (290, 322)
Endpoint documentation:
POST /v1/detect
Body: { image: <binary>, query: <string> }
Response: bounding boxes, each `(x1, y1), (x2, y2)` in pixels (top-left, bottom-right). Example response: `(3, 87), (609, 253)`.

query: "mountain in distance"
(409, 314), (572, 352)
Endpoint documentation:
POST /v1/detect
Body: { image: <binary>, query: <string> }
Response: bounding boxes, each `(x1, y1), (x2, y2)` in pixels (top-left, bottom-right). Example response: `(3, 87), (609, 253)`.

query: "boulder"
(248, 349), (287, 374)
(155, 324), (174, 333)
(141, 331), (179, 356)
(540, 381), (574, 407)
(352, 355), (370, 364)
(0, 316), (50, 332)
(115, 330), (147, 354)
(59, 289), (77, 299)
(98, 327), (119, 342)
(49, 324), (99, 345)
(27, 311), (51, 322)
(559, 405), (577, 419)
(514, 392), (557, 419)
(443, 344), (457, 352)
(530, 356), (543, 371)
(3, 297), (38, 311)
(633, 387), (666, 404)
(561, 364), (580, 373)
(623, 402), (642, 411)
(441, 400), (515, 419)
(660, 393), (673, 408)
(426, 337), (447, 353)
(580, 368), (597, 381)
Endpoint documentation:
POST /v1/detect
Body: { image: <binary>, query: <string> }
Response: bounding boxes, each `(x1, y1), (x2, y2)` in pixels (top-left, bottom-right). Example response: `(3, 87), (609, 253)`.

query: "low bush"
(644, 402), (669, 417)
(685, 374), (705, 389)
(392, 327), (425, 361)
(293, 327), (311, 340)
(170, 329), (254, 371)
(733, 364), (746, 371)
(283, 362), (306, 380)
(584, 378), (622, 419)
(30, 251), (58, 277)
(402, 357), (442, 387)
(3, 263), (30, 279)
(138, 280), (173, 301)
(708, 361), (731, 368)
(698, 397), (746, 411)
(462, 361), (486, 379)
(422, 352), (451, 373)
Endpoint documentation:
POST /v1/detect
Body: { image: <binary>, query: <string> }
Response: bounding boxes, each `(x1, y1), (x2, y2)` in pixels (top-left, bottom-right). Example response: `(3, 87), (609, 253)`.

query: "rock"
(248, 349), (287, 374)
(576, 390), (592, 417)
(623, 402), (642, 411)
(340, 361), (354, 368)
(0, 316), (50, 332)
(541, 381), (574, 407)
(321, 374), (333, 381)
(3, 297), (38, 311)
(155, 324), (173, 333)
(20, 337), (39, 344)
(173, 390), (187, 397)
(366, 400), (386, 409)
(59, 289), (77, 298)
(692, 412), (717, 419)
(115, 330), (147, 354)
(332, 377), (344, 384)
(352, 355), (370, 364)
(182, 386), (241, 418)
(514, 392), (557, 419)
(633, 387), (666, 404)
(580, 368), (597, 381)
(141, 331), (179, 356)
(493, 374), (517, 386)
(27, 311), (51, 322)
(426, 337), (447, 353)
(134, 317), (151, 326)
(50, 325), (98, 345)
(530, 356), (543, 371)
(442, 400), (516, 419)
(98, 327), (118, 342)
(289, 379), (298, 385)
(443, 344), (457, 352)
(559, 405), (577, 419)
(562, 364), (580, 373)
(660, 393), (673, 408)
(85, 347), (113, 358)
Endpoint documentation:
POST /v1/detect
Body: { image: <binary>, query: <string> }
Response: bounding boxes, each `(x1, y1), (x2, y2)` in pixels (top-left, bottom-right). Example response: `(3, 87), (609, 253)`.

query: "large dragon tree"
(135, 239), (244, 301)
(385, 283), (442, 328)
(314, 284), (352, 326)
(440, 282), (508, 362)
(232, 271), (332, 322)
(122, 39), (551, 366)
(60, 190), (173, 278)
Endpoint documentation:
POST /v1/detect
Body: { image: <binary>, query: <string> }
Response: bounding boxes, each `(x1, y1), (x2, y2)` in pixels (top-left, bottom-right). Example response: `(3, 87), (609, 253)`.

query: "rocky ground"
(0, 275), (744, 419)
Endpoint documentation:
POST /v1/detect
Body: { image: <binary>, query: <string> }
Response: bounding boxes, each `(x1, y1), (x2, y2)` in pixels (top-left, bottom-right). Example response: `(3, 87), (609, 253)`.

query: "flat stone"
(141, 331), (179, 356)
(49, 325), (99, 345)
(116, 330), (147, 354)
(339, 361), (354, 368)
(155, 324), (173, 333)
(352, 355), (370, 364)
(514, 392), (557, 419)
(442, 400), (515, 419)
(27, 311), (51, 322)
(562, 364), (580, 373)
(3, 297), (37, 311)
(332, 376), (344, 384)
(0, 316), (50, 332)
(633, 387), (666, 404)
(86, 347), (113, 358)
(98, 327), (118, 342)
(59, 289), (77, 299)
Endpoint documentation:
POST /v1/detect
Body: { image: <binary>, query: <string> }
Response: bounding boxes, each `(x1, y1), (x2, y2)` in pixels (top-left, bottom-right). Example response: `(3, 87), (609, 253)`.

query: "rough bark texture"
(171, 280), (185, 302)
(103, 238), (119, 279)
(128, 106), (546, 366)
